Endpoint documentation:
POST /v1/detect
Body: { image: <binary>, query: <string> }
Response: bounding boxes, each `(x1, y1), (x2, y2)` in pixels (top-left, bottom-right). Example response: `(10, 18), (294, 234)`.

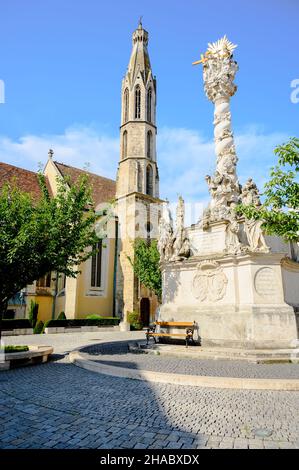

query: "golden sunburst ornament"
(207, 35), (237, 56)
(192, 35), (237, 67)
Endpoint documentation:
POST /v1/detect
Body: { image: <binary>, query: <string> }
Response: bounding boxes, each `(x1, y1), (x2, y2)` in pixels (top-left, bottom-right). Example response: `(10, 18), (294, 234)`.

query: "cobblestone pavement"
(89, 350), (299, 379)
(0, 332), (299, 449)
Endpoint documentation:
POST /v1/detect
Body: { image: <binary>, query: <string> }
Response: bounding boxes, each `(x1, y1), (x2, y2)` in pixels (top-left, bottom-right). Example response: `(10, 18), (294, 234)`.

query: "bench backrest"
(155, 321), (194, 327)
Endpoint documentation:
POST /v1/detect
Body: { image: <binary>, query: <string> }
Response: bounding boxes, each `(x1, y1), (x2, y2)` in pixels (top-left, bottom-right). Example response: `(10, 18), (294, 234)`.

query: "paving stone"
(0, 331), (298, 450)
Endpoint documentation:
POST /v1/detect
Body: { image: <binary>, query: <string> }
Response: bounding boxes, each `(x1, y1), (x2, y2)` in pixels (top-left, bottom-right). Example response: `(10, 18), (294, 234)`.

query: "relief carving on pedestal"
(192, 260), (228, 302)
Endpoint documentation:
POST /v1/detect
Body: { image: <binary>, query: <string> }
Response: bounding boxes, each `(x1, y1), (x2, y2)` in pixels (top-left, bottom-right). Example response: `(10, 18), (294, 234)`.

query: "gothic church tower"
(115, 21), (162, 323)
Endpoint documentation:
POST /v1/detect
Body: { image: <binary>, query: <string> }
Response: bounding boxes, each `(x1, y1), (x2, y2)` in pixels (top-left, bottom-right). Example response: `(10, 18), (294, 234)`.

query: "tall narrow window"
(136, 162), (142, 192)
(91, 240), (102, 288)
(147, 130), (152, 158)
(123, 88), (129, 122)
(147, 88), (152, 122)
(135, 85), (141, 119)
(122, 130), (127, 158)
(146, 165), (153, 196)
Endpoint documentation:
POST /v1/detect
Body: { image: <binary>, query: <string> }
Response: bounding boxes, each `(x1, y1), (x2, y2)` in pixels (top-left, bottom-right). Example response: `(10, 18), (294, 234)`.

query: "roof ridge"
(54, 161), (115, 183)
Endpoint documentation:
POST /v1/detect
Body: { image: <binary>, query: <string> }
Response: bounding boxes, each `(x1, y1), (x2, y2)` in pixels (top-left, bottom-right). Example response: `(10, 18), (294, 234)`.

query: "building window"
(36, 273), (51, 288)
(122, 130), (127, 158)
(123, 88), (129, 122)
(146, 165), (153, 196)
(135, 85), (141, 119)
(147, 88), (152, 122)
(147, 130), (152, 158)
(91, 240), (102, 288)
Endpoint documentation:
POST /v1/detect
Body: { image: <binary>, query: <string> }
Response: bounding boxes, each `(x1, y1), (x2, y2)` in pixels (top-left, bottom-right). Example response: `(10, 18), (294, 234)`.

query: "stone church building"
(0, 21), (161, 325)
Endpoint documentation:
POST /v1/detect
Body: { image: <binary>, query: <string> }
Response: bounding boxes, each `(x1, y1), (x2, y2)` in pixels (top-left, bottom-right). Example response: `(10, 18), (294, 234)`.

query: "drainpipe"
(112, 217), (119, 318)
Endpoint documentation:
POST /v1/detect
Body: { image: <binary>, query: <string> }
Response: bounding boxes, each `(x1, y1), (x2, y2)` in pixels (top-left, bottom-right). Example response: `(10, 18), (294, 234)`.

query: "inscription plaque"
(254, 267), (278, 297)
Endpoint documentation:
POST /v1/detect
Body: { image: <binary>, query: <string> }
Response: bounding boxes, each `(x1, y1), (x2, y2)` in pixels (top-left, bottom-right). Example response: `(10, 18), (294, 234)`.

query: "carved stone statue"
(225, 216), (242, 254)
(241, 178), (261, 207)
(240, 178), (269, 252)
(157, 202), (174, 262)
(244, 217), (269, 252)
(171, 196), (190, 260)
(178, 232), (191, 259)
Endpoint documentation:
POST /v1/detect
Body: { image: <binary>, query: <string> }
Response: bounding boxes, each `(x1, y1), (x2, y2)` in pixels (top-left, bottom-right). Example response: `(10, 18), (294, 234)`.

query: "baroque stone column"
(201, 36), (241, 223)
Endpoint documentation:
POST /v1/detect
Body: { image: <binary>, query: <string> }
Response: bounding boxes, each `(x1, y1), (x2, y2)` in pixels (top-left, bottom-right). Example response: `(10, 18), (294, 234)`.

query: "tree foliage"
(236, 137), (299, 242)
(128, 239), (162, 300)
(0, 173), (100, 325)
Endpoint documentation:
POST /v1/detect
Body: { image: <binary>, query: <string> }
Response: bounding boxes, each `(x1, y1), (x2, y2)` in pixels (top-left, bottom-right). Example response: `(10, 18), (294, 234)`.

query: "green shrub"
(57, 311), (66, 320)
(28, 300), (39, 328)
(33, 320), (44, 334)
(43, 318), (120, 329)
(85, 314), (117, 320)
(1, 345), (29, 353)
(2, 319), (32, 330)
(127, 311), (143, 330)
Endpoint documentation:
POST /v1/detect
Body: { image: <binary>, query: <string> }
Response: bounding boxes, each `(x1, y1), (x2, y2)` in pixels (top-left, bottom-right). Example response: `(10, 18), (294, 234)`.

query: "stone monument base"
(160, 241), (299, 349)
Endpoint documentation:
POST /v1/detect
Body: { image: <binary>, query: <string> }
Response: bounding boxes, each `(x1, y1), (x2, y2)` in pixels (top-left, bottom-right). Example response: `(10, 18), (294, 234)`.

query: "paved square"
(0, 332), (298, 449)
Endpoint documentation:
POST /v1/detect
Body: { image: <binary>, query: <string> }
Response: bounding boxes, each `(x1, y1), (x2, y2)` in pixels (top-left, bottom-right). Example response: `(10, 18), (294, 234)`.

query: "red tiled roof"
(0, 162), (50, 201)
(54, 162), (116, 206)
(0, 161), (116, 206)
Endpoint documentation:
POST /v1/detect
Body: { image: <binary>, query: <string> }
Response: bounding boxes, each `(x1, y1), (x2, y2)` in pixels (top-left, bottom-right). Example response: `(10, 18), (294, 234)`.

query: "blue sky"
(0, 0), (298, 209)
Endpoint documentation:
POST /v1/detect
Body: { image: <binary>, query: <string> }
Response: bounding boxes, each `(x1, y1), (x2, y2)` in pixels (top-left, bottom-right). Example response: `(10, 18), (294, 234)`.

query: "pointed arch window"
(146, 165), (153, 196)
(147, 130), (152, 158)
(135, 85), (141, 119)
(136, 162), (143, 192)
(91, 240), (102, 288)
(147, 88), (152, 122)
(122, 130), (128, 158)
(123, 88), (129, 122)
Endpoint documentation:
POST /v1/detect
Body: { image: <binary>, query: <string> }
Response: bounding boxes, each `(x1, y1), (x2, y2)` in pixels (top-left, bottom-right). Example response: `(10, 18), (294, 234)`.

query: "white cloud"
(158, 126), (288, 204)
(0, 124), (289, 216)
(0, 125), (119, 179)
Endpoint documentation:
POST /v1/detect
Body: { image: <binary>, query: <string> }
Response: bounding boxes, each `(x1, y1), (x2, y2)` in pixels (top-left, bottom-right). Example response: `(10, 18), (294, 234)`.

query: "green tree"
(0, 173), (100, 339)
(128, 239), (162, 300)
(236, 137), (299, 242)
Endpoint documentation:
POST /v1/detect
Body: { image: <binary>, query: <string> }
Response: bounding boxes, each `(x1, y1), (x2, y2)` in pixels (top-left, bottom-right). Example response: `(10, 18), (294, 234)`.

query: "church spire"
(127, 21), (152, 86)
(117, 22), (158, 199)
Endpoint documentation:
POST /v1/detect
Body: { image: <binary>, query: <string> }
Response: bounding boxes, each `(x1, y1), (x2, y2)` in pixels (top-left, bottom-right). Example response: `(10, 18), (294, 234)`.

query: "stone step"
(143, 343), (299, 363)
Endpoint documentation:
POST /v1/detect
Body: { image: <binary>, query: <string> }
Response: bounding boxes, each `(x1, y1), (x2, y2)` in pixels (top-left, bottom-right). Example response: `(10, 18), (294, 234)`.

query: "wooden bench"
(146, 321), (196, 348)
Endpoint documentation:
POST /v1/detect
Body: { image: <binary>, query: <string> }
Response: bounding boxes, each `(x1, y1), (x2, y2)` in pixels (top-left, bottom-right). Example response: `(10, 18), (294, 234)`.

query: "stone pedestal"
(160, 223), (299, 349)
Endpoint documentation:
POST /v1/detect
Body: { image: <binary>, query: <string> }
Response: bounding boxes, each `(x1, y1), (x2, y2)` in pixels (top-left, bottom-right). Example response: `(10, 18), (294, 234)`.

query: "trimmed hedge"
(2, 345), (29, 353)
(44, 317), (120, 328)
(1, 319), (32, 330)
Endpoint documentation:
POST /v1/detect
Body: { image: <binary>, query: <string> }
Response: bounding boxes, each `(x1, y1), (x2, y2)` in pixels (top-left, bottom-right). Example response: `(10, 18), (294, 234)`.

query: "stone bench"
(0, 345), (53, 370)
